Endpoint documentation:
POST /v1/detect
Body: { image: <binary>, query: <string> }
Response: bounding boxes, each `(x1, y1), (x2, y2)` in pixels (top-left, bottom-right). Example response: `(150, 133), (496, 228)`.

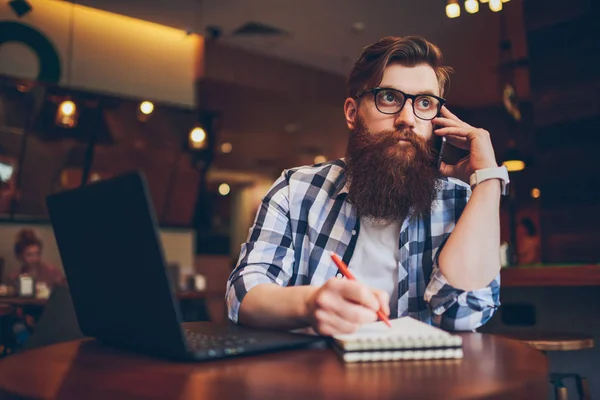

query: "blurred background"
(0, 0), (599, 392)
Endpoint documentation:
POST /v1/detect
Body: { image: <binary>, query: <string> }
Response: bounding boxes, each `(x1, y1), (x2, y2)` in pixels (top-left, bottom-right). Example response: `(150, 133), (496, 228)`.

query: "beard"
(345, 117), (442, 223)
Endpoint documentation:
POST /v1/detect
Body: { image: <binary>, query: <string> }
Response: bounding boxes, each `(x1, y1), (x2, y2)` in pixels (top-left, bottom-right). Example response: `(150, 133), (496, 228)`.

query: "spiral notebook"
(332, 317), (463, 363)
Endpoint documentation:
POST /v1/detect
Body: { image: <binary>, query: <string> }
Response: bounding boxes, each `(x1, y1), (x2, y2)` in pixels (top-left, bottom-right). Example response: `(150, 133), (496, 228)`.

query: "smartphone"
(431, 113), (446, 169)
(432, 135), (446, 170)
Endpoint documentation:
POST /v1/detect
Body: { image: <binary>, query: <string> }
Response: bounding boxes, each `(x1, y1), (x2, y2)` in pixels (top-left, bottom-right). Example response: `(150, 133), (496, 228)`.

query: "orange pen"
(330, 252), (392, 328)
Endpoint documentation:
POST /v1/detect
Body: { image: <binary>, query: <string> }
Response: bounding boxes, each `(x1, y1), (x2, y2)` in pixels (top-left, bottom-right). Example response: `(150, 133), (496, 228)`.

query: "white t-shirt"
(347, 217), (401, 317)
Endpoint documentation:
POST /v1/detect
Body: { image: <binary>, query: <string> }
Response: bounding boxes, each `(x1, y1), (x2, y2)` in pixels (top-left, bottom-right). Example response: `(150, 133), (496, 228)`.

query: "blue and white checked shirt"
(226, 159), (500, 331)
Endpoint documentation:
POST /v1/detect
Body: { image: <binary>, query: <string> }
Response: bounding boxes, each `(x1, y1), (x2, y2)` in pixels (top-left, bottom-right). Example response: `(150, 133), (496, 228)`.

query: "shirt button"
(351, 230), (357, 235)
(336, 273), (343, 278)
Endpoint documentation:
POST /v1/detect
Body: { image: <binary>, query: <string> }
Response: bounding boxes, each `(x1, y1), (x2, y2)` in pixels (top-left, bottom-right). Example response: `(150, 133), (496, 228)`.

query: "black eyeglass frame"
(355, 87), (446, 121)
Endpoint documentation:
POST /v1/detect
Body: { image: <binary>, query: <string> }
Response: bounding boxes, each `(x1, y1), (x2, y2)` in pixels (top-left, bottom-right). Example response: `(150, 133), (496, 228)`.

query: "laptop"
(46, 170), (322, 361)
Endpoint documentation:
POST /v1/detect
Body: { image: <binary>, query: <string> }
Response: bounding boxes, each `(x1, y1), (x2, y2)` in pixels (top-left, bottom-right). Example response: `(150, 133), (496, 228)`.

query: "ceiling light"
(189, 127), (207, 150)
(502, 143), (526, 172)
(55, 100), (78, 128)
(314, 155), (327, 164)
(218, 183), (230, 196)
(446, 0), (460, 18)
(503, 160), (525, 172)
(465, 0), (479, 14)
(220, 142), (232, 154)
(489, 0), (503, 12)
(139, 101), (154, 115)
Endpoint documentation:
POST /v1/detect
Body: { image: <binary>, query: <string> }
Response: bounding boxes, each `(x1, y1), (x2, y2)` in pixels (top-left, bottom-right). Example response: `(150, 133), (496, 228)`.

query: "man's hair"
(346, 36), (453, 99)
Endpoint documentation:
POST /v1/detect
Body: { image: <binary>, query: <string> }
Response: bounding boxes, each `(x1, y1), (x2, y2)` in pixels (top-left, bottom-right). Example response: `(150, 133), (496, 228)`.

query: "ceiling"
(74, 0), (530, 108)
(56, 0), (533, 182)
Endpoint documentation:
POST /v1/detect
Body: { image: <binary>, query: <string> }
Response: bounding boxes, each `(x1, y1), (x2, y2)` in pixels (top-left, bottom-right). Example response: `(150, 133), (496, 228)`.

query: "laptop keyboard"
(184, 328), (259, 356)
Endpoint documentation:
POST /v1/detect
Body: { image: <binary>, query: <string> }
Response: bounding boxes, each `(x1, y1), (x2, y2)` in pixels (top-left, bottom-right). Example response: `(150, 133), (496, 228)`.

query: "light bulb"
(489, 0), (503, 12)
(218, 183), (230, 196)
(189, 127), (207, 150)
(139, 101), (154, 115)
(60, 101), (75, 116)
(55, 100), (78, 128)
(465, 0), (479, 14)
(531, 188), (541, 199)
(446, 0), (460, 18)
(220, 142), (232, 153)
(502, 160), (525, 172)
(314, 155), (327, 164)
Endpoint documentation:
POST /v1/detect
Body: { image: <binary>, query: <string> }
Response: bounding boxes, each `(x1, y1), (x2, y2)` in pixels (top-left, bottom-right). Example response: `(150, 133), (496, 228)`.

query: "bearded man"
(226, 36), (507, 335)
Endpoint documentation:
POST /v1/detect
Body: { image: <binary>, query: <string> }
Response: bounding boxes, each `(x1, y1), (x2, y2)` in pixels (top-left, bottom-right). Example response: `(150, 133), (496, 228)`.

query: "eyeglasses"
(355, 87), (446, 121)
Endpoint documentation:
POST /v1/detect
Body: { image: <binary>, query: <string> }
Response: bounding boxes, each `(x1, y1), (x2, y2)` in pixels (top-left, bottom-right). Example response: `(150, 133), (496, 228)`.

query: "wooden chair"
(499, 332), (593, 400)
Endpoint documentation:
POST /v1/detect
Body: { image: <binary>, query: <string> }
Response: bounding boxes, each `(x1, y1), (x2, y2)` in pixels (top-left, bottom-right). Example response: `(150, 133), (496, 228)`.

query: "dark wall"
(521, 0), (600, 263)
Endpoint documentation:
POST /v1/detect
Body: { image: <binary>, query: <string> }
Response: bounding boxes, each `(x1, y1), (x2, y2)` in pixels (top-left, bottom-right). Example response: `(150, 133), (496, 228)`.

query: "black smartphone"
(431, 113), (446, 169)
(432, 135), (446, 169)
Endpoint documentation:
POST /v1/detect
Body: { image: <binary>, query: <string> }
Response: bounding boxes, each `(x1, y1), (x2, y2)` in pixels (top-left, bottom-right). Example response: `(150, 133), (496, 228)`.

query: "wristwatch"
(469, 166), (510, 195)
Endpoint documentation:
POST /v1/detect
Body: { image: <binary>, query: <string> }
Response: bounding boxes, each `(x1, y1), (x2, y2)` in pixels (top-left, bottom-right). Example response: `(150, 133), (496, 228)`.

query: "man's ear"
(344, 98), (357, 130)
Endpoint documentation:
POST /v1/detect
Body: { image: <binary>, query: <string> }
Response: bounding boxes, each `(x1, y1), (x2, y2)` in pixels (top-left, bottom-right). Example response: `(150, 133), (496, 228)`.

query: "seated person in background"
(9, 229), (65, 345)
(10, 229), (65, 290)
(226, 36), (503, 335)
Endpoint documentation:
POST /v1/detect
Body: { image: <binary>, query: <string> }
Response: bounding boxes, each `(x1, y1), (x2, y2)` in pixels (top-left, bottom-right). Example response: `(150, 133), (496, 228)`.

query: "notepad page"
(334, 317), (450, 340)
(332, 317), (462, 351)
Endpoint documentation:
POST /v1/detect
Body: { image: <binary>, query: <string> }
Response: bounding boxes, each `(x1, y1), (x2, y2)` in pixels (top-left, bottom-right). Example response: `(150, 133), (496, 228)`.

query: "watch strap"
(469, 166), (510, 195)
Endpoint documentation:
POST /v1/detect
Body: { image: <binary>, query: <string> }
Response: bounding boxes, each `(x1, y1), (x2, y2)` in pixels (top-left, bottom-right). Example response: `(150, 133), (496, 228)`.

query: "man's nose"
(394, 99), (416, 130)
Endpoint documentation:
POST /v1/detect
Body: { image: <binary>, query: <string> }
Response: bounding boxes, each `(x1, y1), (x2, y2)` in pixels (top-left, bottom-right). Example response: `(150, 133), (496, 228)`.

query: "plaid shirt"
(226, 159), (500, 331)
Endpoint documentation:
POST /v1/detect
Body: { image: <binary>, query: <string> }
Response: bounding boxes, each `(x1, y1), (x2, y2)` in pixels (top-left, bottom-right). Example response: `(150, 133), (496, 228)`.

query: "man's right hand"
(305, 278), (390, 336)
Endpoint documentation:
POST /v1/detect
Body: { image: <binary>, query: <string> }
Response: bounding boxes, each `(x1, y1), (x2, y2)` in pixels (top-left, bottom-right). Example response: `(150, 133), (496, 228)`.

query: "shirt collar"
(334, 158), (351, 198)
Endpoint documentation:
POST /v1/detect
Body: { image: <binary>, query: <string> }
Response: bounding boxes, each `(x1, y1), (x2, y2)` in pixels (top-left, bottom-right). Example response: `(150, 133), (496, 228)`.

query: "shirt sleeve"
(423, 178), (500, 331)
(424, 268), (500, 331)
(225, 172), (296, 324)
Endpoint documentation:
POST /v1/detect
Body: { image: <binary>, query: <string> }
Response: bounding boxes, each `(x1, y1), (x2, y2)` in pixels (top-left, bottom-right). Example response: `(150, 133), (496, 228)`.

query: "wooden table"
(0, 329), (548, 399)
(0, 297), (47, 307)
(0, 291), (208, 307)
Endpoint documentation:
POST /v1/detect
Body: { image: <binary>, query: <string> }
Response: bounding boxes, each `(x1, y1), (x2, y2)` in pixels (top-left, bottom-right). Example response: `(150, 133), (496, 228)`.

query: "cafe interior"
(0, 0), (598, 398)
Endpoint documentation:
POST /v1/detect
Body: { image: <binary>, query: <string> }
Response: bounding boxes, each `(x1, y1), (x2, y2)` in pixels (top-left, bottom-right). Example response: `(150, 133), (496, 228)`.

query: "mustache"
(368, 128), (421, 147)
(361, 128), (433, 159)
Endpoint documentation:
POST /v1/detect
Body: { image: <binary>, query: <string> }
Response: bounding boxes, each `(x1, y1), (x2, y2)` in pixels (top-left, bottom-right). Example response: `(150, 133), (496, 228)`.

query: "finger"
(431, 116), (460, 128)
(434, 126), (471, 137)
(335, 279), (380, 311)
(317, 284), (379, 322)
(439, 161), (459, 177)
(372, 290), (391, 317)
(337, 302), (379, 325)
(433, 126), (470, 142)
(313, 309), (359, 336)
(443, 134), (470, 151)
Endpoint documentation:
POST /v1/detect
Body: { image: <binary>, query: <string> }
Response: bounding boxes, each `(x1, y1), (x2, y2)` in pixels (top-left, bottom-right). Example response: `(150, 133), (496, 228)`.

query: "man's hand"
(306, 278), (390, 336)
(432, 106), (498, 183)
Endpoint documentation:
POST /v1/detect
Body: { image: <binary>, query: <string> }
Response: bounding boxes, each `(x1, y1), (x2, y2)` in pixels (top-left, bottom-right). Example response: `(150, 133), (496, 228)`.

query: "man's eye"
(416, 97), (437, 110)
(379, 90), (400, 104)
